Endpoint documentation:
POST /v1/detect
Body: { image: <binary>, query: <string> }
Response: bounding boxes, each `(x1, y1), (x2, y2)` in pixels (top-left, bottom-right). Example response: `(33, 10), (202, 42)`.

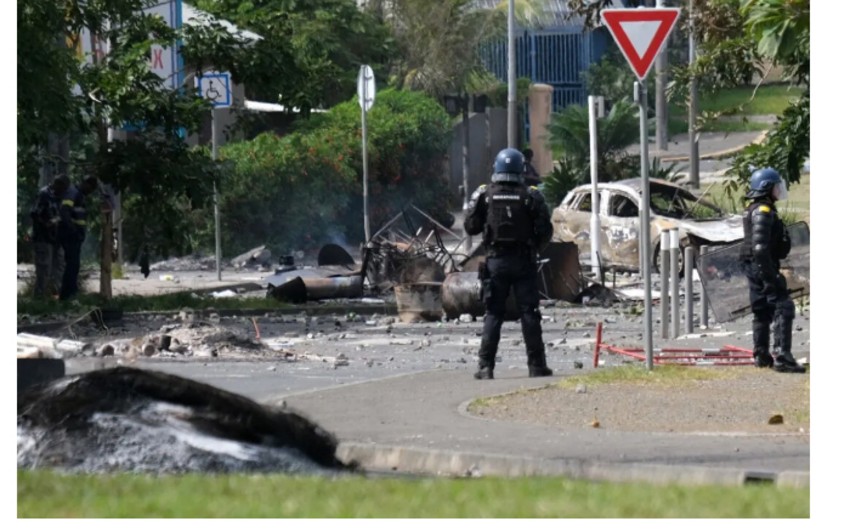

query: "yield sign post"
(602, 7), (680, 370)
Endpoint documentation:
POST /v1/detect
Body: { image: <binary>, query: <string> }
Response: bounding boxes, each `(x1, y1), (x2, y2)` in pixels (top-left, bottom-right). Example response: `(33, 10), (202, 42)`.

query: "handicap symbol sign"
(197, 72), (231, 108)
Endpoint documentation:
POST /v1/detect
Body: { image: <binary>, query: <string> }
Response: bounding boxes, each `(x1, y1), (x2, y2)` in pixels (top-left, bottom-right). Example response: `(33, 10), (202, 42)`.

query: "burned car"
(551, 178), (743, 274)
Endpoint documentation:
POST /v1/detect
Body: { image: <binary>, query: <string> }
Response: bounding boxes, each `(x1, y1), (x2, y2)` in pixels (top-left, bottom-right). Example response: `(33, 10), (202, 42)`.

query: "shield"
(696, 222), (809, 323)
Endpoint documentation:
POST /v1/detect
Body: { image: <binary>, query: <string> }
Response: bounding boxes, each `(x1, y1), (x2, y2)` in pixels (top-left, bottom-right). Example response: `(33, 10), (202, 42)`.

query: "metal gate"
(481, 26), (609, 113)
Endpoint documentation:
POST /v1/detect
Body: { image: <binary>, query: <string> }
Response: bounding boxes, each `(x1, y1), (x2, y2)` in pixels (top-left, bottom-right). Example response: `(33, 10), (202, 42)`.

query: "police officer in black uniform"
(464, 148), (554, 380)
(739, 167), (805, 373)
(58, 175), (99, 301)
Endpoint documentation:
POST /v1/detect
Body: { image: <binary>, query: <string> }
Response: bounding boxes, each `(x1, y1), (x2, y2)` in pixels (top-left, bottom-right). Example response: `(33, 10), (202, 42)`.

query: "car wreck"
(551, 178), (744, 273)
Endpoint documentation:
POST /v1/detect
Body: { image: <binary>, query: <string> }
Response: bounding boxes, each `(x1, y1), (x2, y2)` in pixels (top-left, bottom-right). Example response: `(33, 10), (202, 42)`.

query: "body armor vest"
(485, 182), (533, 247)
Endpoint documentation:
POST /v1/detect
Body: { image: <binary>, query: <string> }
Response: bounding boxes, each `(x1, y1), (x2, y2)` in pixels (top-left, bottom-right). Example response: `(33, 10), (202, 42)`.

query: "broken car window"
(648, 183), (724, 220)
(575, 193), (593, 212)
(609, 194), (639, 218)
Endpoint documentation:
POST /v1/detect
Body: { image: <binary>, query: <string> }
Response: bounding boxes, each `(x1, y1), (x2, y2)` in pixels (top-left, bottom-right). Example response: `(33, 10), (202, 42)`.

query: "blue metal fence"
(482, 26), (609, 139)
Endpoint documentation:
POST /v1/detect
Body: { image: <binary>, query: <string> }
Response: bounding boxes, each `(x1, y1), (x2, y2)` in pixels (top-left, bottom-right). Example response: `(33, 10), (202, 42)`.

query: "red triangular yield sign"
(601, 8), (681, 81)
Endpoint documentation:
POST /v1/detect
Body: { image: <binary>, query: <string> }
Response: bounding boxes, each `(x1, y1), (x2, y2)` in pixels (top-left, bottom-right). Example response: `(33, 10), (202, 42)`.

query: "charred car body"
(551, 178), (743, 273)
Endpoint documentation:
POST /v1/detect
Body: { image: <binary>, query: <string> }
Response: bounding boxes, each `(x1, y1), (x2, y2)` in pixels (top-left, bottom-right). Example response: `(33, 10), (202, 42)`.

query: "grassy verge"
(472, 365), (733, 411)
(17, 470), (809, 517)
(554, 364), (733, 389)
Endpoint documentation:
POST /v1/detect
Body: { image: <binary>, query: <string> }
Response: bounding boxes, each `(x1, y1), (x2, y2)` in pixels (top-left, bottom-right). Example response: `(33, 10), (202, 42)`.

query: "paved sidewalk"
(625, 130), (766, 163)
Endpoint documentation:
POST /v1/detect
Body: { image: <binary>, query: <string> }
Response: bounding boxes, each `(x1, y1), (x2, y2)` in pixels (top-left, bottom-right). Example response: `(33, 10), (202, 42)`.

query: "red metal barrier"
(592, 323), (753, 367)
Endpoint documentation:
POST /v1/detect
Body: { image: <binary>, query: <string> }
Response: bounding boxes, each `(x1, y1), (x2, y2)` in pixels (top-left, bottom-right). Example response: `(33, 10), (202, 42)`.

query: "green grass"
(17, 470), (809, 517)
(668, 117), (772, 136)
(672, 84), (804, 116)
(697, 172), (810, 224)
(669, 84), (803, 135)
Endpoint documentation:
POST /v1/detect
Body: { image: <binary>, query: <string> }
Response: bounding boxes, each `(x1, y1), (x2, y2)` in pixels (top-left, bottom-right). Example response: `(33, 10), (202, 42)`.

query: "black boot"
(772, 303), (804, 373)
(528, 366), (553, 377)
(527, 352), (553, 378)
(474, 365), (494, 380)
(773, 354), (806, 373)
(753, 348), (774, 368)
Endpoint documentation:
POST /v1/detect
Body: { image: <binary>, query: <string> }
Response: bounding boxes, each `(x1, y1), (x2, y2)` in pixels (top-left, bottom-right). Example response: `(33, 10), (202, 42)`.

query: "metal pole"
(588, 95), (601, 280)
(660, 230), (670, 339)
(462, 94), (471, 253)
(688, 0), (700, 188)
(639, 80), (654, 370)
(700, 245), (709, 328)
(634, 82), (645, 280)
(507, 0), (517, 148)
(684, 246), (694, 334)
(361, 66), (371, 242)
(670, 230), (680, 338)
(212, 108), (221, 281)
(655, 0), (668, 151)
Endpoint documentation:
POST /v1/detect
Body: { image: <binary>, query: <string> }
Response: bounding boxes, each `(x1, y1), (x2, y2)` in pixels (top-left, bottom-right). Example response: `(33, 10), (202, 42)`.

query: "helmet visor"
(773, 181), (788, 201)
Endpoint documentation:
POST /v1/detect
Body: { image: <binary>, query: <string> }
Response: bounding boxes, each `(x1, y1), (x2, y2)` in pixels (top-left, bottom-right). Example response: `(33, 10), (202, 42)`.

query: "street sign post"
(358, 65), (376, 243)
(602, 7), (680, 370)
(198, 71), (232, 281)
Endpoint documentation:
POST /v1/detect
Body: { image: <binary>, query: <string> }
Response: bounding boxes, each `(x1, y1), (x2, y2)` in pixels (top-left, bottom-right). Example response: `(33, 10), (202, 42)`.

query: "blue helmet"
(748, 167), (782, 196)
(492, 148), (524, 183)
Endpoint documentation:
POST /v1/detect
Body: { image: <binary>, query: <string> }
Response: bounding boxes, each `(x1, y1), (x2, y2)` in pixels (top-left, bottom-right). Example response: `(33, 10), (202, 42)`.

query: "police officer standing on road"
(58, 175), (99, 301)
(464, 148), (554, 380)
(739, 167), (805, 373)
(521, 148), (541, 187)
(30, 176), (69, 298)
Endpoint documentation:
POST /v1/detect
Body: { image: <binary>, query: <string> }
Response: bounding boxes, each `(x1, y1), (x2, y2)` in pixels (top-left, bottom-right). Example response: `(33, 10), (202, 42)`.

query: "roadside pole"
(212, 108), (221, 281)
(589, 95), (602, 281)
(638, 80), (654, 369)
(507, 0), (517, 148)
(688, 0), (700, 188)
(655, 0), (668, 151)
(358, 65), (376, 243)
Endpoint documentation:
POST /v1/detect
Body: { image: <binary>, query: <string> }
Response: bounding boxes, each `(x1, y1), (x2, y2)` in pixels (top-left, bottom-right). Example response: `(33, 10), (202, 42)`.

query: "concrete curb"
(659, 131), (769, 163)
(336, 442), (809, 488)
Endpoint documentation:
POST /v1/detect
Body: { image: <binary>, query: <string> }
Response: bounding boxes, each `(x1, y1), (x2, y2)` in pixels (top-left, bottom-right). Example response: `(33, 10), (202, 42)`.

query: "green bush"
(216, 88), (453, 255)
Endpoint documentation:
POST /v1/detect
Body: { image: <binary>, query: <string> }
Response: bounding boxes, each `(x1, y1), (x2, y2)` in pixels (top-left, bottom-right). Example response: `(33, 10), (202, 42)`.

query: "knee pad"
(777, 299), (796, 320)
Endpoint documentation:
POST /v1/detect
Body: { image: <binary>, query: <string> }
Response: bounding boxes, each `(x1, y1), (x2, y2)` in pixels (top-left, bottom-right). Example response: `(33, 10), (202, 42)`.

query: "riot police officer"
(464, 148), (554, 379)
(739, 167), (805, 373)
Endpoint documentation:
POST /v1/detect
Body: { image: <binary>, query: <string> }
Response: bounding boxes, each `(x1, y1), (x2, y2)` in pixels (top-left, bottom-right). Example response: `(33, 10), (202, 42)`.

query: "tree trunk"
(90, 30), (113, 299)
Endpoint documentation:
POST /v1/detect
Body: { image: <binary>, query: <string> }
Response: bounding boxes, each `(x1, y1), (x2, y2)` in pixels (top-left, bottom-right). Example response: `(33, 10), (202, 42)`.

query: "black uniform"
(464, 181), (553, 378)
(58, 184), (89, 300)
(739, 197), (801, 372)
(30, 185), (64, 298)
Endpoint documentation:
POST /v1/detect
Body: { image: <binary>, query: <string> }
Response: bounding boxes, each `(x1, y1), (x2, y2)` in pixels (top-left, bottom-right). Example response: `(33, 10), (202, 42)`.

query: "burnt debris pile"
(17, 367), (355, 475)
